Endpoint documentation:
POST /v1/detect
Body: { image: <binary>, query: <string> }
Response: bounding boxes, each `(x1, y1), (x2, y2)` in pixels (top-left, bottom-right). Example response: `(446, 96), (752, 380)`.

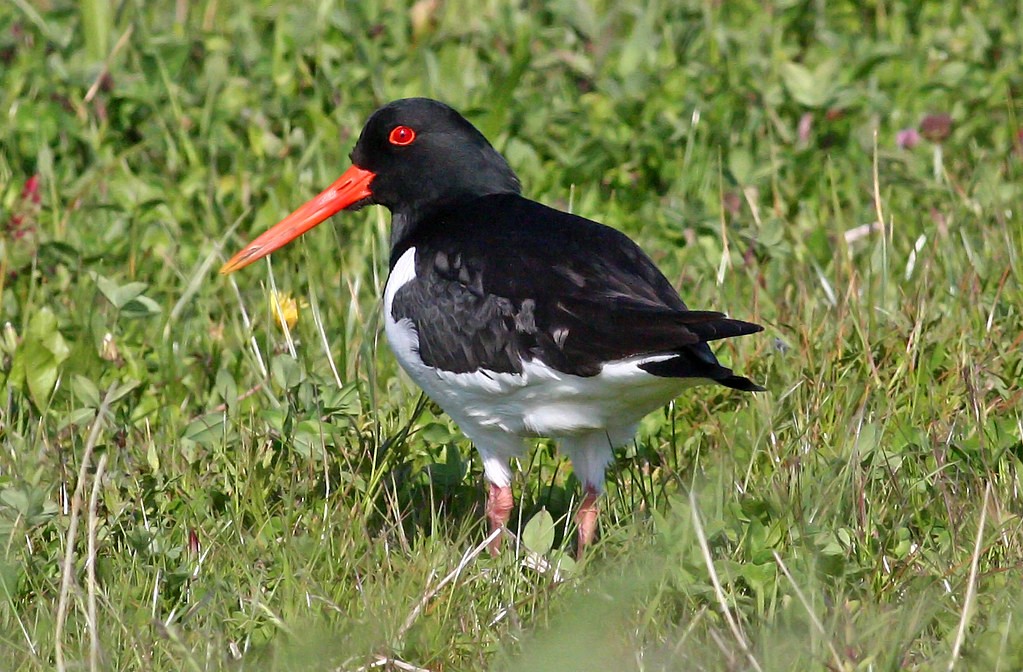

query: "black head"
(351, 98), (521, 217)
(221, 98), (519, 273)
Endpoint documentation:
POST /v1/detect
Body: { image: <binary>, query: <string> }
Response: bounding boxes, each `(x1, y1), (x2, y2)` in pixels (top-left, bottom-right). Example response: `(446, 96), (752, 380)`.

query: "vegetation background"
(1, 0), (1021, 669)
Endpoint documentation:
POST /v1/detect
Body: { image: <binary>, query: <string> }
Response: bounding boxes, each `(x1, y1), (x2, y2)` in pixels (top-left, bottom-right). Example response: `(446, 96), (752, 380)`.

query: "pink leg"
(486, 482), (514, 556)
(575, 484), (601, 559)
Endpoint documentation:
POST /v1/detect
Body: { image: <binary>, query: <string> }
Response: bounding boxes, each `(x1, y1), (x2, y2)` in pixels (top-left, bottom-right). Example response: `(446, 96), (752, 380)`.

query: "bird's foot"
(486, 483), (514, 556)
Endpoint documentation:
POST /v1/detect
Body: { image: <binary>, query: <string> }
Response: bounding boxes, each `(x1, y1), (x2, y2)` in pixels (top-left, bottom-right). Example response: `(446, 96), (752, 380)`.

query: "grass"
(1, 0), (1022, 669)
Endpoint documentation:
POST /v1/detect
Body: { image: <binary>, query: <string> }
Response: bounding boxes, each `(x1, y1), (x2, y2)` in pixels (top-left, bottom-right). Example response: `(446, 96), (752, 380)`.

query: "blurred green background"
(1, 1), (1021, 670)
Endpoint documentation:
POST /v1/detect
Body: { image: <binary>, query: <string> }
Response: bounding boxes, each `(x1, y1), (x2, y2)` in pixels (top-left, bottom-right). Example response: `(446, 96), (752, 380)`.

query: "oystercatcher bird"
(221, 98), (763, 556)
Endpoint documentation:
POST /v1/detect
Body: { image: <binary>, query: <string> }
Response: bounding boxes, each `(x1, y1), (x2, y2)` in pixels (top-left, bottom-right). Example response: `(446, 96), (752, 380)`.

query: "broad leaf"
(121, 295), (163, 319)
(182, 412), (226, 447)
(522, 508), (556, 555)
(92, 273), (149, 309)
(8, 308), (71, 408)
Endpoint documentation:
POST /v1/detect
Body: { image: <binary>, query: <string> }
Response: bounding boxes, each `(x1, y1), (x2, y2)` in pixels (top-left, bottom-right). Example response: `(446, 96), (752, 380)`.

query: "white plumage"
(383, 247), (706, 491)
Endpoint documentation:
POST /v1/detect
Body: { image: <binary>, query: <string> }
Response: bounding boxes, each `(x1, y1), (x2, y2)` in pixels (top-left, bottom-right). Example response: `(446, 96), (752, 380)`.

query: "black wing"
(389, 193), (762, 388)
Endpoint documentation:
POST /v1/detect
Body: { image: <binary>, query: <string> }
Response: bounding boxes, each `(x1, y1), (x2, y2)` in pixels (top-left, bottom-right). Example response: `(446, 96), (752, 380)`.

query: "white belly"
(382, 247), (698, 441)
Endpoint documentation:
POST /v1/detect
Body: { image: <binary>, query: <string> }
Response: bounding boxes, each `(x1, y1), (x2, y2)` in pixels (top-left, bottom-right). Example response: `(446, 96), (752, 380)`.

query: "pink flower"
(21, 174), (40, 203)
(797, 112), (813, 145)
(896, 128), (921, 150)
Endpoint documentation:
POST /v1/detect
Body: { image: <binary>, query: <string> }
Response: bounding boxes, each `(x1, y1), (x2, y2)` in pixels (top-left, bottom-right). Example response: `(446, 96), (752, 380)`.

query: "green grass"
(2, 0), (1022, 669)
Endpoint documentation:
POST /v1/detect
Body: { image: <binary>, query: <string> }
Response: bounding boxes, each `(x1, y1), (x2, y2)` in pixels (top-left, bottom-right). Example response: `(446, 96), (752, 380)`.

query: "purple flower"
(920, 113), (953, 142)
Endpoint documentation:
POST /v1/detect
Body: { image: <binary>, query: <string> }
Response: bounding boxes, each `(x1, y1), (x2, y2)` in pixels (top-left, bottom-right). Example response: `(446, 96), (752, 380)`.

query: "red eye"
(388, 125), (416, 146)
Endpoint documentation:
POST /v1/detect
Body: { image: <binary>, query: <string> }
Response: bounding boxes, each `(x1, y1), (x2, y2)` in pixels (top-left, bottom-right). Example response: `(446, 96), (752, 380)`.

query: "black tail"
(638, 341), (765, 392)
(717, 373), (765, 392)
(673, 312), (765, 391)
(674, 311), (764, 343)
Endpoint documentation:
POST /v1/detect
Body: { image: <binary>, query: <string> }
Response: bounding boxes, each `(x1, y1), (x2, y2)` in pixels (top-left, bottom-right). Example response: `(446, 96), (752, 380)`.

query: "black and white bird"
(221, 98), (763, 556)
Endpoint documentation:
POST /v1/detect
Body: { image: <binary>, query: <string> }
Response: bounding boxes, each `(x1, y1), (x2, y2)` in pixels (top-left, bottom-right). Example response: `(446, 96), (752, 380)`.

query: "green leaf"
(146, 440), (160, 472)
(293, 419), (335, 460)
(522, 508), (556, 555)
(120, 295), (163, 319)
(727, 148), (754, 185)
(8, 308), (71, 409)
(92, 273), (149, 309)
(0, 557), (22, 599)
(0, 488), (31, 516)
(426, 445), (466, 487)
(71, 374), (101, 408)
(780, 60), (840, 108)
(420, 422), (456, 443)
(260, 408), (287, 433)
(215, 369), (238, 408)
(108, 379), (141, 405)
(56, 407), (100, 431)
(182, 412), (226, 447)
(271, 355), (304, 390)
(321, 384), (361, 417)
(547, 550), (577, 578)
(0, 485), (57, 527)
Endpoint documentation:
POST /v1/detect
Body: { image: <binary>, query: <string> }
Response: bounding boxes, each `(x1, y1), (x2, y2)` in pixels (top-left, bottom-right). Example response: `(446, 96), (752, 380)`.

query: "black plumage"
(390, 193), (762, 387)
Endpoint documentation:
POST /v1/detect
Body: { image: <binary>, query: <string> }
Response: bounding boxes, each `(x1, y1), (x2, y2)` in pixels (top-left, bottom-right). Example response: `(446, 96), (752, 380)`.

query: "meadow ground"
(1, 1), (1022, 670)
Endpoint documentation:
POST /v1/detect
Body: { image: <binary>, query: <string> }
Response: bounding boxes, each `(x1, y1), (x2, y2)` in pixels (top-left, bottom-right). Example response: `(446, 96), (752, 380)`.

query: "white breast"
(382, 247), (699, 444)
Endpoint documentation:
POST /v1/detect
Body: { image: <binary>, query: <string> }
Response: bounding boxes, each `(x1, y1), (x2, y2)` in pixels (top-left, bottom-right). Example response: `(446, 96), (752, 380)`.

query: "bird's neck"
(386, 210), (427, 272)
(389, 210), (417, 252)
(385, 198), (463, 263)
(386, 191), (520, 269)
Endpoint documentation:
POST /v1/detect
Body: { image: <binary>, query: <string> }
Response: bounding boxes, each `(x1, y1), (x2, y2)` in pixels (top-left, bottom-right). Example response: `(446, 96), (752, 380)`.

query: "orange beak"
(219, 164), (376, 274)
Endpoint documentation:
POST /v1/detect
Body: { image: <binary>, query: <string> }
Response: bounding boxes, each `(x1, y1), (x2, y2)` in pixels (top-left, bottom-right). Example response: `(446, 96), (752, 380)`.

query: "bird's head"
(220, 98), (520, 274)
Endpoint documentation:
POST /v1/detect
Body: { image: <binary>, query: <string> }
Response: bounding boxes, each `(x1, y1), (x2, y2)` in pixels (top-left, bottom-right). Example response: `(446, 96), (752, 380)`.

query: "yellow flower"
(269, 290), (303, 331)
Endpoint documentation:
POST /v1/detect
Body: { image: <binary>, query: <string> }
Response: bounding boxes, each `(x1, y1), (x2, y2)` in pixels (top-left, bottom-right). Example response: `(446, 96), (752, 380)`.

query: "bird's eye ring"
(388, 125), (416, 146)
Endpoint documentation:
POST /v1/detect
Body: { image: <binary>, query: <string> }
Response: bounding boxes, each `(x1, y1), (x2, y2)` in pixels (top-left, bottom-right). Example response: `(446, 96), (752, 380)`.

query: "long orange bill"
(219, 164), (376, 274)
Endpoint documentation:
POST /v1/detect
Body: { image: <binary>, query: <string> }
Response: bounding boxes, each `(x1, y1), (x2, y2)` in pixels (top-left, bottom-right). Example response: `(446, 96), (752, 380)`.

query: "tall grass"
(0, 1), (1020, 669)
